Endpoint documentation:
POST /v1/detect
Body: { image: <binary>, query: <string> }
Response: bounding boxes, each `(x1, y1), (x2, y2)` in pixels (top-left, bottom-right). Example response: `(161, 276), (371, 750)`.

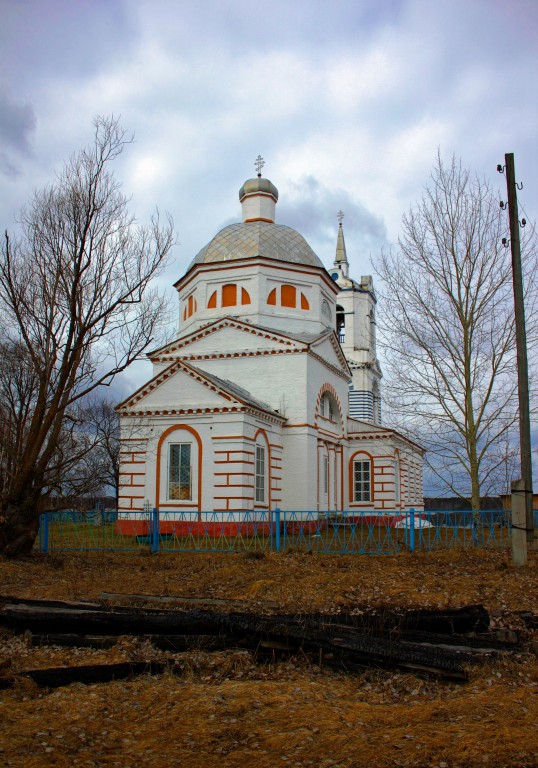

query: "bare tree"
(376, 153), (536, 509)
(0, 117), (174, 556)
(81, 398), (120, 502)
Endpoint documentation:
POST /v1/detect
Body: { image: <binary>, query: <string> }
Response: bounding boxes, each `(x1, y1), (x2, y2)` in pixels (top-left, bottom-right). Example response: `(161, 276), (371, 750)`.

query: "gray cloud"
(0, 89), (36, 176)
(278, 175), (388, 265)
(1, 0), (537, 390)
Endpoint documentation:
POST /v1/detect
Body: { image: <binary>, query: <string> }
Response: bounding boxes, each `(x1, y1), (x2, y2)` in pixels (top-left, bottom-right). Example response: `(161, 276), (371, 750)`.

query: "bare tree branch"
(375, 152), (537, 508)
(0, 116), (175, 556)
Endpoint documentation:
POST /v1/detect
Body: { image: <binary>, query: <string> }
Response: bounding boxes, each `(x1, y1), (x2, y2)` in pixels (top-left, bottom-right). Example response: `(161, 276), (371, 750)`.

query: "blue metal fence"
(37, 507), (513, 554)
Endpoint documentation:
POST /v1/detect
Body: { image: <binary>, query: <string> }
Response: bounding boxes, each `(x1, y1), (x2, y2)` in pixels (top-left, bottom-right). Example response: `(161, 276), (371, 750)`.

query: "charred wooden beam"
(0, 661), (167, 690)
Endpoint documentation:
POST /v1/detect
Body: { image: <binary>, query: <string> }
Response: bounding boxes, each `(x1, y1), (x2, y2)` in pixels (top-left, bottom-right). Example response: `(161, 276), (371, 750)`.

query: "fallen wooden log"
(0, 599), (509, 681)
(223, 613), (472, 680)
(0, 595), (102, 610)
(99, 592), (263, 609)
(0, 661), (167, 690)
(0, 604), (226, 636)
(27, 633), (230, 652)
(294, 604), (490, 636)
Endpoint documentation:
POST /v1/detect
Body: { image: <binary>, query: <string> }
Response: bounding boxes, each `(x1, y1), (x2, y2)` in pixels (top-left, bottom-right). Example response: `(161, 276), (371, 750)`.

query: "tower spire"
(334, 211), (349, 277)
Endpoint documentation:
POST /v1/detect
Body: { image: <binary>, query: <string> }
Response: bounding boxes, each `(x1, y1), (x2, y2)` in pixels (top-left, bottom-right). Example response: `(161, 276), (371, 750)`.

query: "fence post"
(150, 508), (160, 554)
(40, 512), (49, 554)
(274, 508), (281, 552)
(409, 508), (415, 553)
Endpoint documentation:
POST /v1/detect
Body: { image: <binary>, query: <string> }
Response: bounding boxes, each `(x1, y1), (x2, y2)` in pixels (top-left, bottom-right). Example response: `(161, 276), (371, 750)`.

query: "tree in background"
(376, 153), (537, 509)
(0, 117), (174, 556)
(81, 398), (120, 503)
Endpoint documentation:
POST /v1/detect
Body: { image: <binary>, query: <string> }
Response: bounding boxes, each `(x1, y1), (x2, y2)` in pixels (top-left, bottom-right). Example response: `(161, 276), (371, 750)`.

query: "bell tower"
(329, 214), (382, 424)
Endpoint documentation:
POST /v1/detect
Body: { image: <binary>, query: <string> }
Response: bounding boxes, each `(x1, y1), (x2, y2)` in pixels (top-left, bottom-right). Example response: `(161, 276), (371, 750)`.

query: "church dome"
(239, 177), (279, 202)
(188, 220), (325, 270)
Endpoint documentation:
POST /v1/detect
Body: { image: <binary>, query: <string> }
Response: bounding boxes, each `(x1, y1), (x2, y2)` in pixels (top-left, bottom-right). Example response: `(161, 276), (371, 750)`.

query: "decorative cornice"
(122, 404), (285, 426)
(174, 255), (339, 295)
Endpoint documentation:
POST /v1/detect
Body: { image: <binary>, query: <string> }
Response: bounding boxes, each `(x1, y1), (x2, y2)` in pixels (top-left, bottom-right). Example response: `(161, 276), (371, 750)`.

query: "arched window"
(267, 285), (310, 310)
(254, 430), (270, 508)
(255, 444), (266, 504)
(350, 452), (373, 503)
(183, 293), (197, 321)
(187, 295), (197, 317)
(320, 393), (334, 421)
(222, 284), (237, 307)
(157, 425), (202, 510)
(281, 285), (296, 308)
(207, 285), (250, 309)
(336, 304), (345, 342)
(168, 444), (192, 500)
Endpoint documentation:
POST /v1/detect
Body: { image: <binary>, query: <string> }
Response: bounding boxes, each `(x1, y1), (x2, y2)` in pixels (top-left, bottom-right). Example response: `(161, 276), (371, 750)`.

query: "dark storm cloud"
(0, 89), (36, 176)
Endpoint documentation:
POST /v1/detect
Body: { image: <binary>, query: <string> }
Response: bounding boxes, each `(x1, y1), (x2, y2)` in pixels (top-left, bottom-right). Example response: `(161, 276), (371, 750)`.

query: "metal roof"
(188, 221), (324, 270)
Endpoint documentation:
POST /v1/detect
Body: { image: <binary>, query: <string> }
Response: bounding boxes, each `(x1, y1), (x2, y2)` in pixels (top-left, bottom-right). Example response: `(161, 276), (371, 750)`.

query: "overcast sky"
(1, 0), (537, 396)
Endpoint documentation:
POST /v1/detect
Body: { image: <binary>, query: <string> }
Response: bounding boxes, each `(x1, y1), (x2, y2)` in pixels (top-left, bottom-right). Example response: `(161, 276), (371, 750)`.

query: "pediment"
(118, 362), (233, 412)
(118, 358), (281, 419)
(309, 333), (350, 376)
(149, 317), (304, 361)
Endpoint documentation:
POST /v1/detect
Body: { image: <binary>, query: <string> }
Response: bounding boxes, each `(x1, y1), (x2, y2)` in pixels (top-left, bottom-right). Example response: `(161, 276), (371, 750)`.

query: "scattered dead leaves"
(1, 548), (537, 767)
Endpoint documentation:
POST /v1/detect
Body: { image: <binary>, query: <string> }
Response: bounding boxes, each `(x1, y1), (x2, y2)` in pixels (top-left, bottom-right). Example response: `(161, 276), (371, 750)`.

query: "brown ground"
(1, 548), (537, 768)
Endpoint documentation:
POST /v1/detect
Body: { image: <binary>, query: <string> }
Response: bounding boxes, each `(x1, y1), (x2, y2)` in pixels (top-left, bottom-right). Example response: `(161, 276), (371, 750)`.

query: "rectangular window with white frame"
(353, 459), (371, 502)
(168, 443), (192, 500)
(255, 445), (265, 504)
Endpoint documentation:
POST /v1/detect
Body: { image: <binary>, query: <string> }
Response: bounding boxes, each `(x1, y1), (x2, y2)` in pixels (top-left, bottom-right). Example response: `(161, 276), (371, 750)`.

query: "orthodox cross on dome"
(254, 155), (265, 177)
(337, 210), (344, 224)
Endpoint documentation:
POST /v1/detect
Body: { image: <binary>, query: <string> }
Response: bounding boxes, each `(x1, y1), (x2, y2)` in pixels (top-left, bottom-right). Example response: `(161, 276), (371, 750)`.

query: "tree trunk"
(0, 497), (41, 557)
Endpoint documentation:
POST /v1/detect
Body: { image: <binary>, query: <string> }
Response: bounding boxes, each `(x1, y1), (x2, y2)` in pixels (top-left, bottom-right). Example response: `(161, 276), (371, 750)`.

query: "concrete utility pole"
(500, 153), (534, 547)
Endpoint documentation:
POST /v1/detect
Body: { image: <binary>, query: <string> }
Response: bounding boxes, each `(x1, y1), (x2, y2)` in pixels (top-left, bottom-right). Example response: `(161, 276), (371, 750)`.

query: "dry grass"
(1, 548), (538, 768)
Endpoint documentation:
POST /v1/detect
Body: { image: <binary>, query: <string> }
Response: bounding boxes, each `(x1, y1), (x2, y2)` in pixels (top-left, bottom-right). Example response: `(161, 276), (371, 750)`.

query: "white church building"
(117, 168), (423, 530)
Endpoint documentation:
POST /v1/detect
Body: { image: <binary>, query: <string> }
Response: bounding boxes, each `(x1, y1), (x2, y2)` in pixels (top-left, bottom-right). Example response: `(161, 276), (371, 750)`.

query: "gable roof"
(347, 417), (425, 453)
(149, 317), (350, 379)
(148, 316), (300, 360)
(117, 356), (284, 422)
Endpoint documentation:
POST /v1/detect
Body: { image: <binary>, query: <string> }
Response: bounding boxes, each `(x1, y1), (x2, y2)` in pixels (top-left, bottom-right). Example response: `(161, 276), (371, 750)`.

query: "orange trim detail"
(241, 287), (251, 305)
(207, 290), (217, 309)
(300, 292), (310, 310)
(267, 288), (276, 305)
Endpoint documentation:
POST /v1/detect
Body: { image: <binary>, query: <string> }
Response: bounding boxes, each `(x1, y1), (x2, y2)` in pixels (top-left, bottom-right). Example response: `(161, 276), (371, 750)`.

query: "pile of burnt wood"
(1, 593), (534, 688)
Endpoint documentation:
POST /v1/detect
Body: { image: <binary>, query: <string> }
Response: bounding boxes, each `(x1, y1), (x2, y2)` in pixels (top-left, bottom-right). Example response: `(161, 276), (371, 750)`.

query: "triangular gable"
(149, 317), (305, 361)
(309, 332), (351, 376)
(117, 358), (282, 420)
(347, 417), (425, 453)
